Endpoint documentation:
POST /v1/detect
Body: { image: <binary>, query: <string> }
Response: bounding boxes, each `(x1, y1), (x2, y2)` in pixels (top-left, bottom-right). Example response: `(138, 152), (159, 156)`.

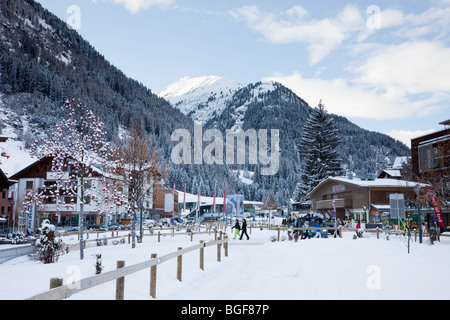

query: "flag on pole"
(223, 185), (227, 213)
(172, 184), (176, 215)
(196, 185), (201, 211)
(183, 185), (186, 213)
(426, 186), (446, 228)
(212, 184), (216, 213)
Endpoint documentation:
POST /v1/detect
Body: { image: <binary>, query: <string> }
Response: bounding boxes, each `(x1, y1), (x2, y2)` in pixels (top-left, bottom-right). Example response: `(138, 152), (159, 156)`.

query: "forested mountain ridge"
(0, 0), (410, 206)
(163, 77), (411, 203)
(0, 0), (191, 154)
(165, 77), (410, 173)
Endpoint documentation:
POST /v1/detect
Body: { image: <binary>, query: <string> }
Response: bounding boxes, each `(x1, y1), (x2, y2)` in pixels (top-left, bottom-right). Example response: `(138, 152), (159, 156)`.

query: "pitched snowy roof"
(330, 176), (425, 188)
(307, 175), (428, 198)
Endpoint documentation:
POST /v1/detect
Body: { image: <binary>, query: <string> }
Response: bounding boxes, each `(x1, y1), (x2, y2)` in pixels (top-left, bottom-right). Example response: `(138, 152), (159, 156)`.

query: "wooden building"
(307, 175), (422, 223)
(0, 168), (15, 231)
(152, 181), (179, 219)
(411, 119), (450, 178)
(9, 157), (128, 231)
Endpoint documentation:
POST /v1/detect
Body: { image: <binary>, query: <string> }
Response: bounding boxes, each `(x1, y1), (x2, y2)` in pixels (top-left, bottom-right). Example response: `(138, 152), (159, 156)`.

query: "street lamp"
(414, 184), (422, 244)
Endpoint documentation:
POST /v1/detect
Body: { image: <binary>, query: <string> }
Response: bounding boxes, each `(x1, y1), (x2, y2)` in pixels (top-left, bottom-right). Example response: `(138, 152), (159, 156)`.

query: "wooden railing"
(27, 236), (229, 300)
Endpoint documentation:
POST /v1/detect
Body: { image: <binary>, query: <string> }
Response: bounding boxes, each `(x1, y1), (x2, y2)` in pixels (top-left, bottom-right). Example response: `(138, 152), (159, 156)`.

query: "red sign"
(426, 186), (445, 228)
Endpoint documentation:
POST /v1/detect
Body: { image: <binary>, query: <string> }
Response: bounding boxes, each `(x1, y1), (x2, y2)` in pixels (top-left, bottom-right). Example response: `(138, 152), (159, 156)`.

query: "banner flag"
(223, 185), (227, 213)
(426, 186), (445, 228)
(196, 185), (201, 211)
(212, 185), (216, 213)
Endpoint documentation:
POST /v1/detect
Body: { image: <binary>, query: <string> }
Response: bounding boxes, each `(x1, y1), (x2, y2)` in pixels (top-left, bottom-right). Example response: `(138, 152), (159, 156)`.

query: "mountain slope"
(161, 77), (411, 203)
(0, 0), (192, 150)
(161, 77), (410, 174)
(157, 76), (244, 123)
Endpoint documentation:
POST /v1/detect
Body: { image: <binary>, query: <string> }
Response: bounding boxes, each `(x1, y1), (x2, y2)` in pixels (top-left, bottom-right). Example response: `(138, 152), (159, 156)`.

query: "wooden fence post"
(200, 240), (204, 271)
(217, 233), (222, 262)
(190, 231), (193, 242)
(50, 278), (63, 290)
(224, 235), (228, 257)
(158, 231), (161, 243)
(150, 254), (157, 299)
(116, 261), (125, 300)
(177, 247), (182, 282)
(277, 227), (280, 241)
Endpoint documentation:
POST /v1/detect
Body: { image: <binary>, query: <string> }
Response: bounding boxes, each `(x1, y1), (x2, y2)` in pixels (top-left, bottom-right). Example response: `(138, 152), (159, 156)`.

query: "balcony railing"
(315, 198), (352, 210)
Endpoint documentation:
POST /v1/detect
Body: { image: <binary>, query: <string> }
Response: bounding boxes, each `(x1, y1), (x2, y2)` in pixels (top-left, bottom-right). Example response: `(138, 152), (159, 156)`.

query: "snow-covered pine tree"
(294, 101), (343, 201)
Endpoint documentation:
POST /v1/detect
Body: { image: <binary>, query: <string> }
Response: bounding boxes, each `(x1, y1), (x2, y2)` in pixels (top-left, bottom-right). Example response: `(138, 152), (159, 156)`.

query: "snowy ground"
(1, 221), (450, 301)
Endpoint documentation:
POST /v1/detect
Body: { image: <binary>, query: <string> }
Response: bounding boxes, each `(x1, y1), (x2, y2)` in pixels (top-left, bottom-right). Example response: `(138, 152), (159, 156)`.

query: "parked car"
(144, 219), (156, 226)
(88, 224), (108, 231)
(108, 223), (126, 230)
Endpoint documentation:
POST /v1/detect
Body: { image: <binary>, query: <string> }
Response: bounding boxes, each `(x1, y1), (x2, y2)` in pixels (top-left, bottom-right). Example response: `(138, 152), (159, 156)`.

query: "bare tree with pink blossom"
(28, 99), (128, 260)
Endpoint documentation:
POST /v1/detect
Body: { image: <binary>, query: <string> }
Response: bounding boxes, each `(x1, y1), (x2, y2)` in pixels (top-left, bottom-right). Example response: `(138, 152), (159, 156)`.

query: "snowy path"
(1, 228), (450, 300)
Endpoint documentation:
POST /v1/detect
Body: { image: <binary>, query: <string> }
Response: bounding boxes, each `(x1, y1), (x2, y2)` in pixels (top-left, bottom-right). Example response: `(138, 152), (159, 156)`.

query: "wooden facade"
(308, 176), (418, 223)
(0, 168), (15, 223)
(411, 120), (450, 178)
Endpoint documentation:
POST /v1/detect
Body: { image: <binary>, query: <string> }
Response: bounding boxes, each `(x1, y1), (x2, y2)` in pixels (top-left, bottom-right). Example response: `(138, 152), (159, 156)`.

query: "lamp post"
(414, 184), (422, 244)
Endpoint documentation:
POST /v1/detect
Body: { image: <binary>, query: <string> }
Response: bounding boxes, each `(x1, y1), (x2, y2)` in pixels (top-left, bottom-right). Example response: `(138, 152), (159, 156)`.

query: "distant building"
(151, 181), (179, 219)
(377, 156), (409, 180)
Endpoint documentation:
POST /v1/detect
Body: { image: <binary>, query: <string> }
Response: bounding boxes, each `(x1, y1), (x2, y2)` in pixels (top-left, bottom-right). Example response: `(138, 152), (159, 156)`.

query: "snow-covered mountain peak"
(158, 75), (243, 103)
(157, 75), (244, 123)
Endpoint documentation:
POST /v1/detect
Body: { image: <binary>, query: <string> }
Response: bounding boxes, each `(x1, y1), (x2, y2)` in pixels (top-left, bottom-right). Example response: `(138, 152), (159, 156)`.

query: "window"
(26, 181), (34, 190)
(418, 135), (450, 172)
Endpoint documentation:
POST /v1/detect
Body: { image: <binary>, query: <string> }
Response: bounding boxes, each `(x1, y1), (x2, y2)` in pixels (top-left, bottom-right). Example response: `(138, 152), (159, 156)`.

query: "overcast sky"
(36, 0), (450, 146)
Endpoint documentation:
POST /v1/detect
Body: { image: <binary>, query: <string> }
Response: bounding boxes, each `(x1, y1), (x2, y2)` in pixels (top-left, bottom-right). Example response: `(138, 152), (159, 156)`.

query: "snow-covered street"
(1, 225), (450, 300)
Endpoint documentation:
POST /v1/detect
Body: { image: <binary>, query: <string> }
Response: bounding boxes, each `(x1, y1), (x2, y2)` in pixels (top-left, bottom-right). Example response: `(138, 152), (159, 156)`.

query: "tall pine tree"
(294, 101), (343, 201)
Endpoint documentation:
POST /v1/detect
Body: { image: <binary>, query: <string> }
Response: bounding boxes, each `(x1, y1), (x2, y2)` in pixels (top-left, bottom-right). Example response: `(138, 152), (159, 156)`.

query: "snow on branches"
(294, 101), (343, 201)
(27, 99), (128, 216)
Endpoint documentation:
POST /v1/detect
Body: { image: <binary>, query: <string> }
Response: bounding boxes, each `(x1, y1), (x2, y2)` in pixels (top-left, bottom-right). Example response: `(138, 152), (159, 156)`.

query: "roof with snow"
(330, 176), (425, 188)
(307, 175), (428, 198)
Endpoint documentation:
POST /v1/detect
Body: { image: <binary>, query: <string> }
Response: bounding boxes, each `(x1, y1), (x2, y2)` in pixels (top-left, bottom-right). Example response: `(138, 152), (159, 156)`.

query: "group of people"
(290, 216), (345, 239)
(231, 219), (250, 240)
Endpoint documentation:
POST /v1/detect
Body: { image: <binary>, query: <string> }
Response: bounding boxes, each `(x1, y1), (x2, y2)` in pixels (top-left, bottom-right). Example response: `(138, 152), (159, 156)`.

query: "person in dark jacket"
(239, 218), (250, 240)
(232, 219), (241, 239)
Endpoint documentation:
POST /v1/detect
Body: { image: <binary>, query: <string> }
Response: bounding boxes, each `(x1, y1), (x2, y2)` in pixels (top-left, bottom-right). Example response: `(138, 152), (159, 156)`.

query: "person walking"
(315, 220), (322, 238)
(302, 220), (310, 239)
(232, 219), (241, 239)
(334, 218), (343, 238)
(239, 218), (250, 240)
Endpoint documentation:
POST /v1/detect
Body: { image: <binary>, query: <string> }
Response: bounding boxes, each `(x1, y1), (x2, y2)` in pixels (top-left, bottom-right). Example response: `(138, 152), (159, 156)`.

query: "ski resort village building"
(306, 174), (427, 225)
(9, 157), (142, 232)
(0, 168), (15, 232)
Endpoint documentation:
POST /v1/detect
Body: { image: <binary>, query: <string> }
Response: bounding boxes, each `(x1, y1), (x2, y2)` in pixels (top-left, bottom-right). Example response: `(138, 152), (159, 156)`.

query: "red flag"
(172, 184), (176, 214)
(426, 186), (446, 228)
(196, 185), (201, 211)
(223, 185), (227, 213)
(212, 185), (216, 213)
(183, 185), (186, 213)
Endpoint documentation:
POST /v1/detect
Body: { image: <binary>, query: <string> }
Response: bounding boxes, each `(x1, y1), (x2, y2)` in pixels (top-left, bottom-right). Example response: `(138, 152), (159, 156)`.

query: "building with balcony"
(411, 119), (450, 178)
(9, 157), (129, 232)
(307, 174), (423, 224)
